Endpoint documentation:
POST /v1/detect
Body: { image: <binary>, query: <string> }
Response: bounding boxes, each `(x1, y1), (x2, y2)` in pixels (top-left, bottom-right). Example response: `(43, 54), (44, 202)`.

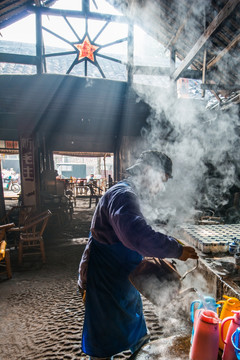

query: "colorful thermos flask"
(217, 296), (240, 350)
(190, 296), (220, 343)
(189, 309), (220, 360)
(232, 327), (240, 360)
(221, 310), (240, 360)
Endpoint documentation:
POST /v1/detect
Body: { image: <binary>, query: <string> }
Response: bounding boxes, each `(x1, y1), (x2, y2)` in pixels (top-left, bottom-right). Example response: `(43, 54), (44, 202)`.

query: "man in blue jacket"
(78, 150), (198, 360)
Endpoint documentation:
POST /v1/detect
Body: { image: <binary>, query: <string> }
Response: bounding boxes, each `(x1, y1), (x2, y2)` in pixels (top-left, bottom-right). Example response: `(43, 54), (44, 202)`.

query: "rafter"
(29, 6), (128, 23)
(0, 0), (27, 13)
(0, 52), (37, 65)
(172, 0), (240, 81)
(207, 33), (240, 69)
(132, 66), (202, 79)
(201, 83), (240, 91)
(165, 6), (193, 50)
(0, 4), (28, 22)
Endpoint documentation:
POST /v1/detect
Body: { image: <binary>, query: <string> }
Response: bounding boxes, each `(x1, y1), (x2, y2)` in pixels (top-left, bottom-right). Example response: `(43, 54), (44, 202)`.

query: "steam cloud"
(132, 81), (240, 232)
(115, 0), (239, 357)
(117, 0), (240, 231)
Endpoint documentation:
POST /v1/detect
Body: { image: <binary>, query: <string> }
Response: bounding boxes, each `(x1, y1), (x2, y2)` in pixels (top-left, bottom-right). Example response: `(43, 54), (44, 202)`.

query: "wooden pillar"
(127, 23), (134, 84)
(36, 7), (43, 74)
(170, 47), (177, 97)
(0, 158), (6, 219)
(114, 150), (120, 182)
(38, 135), (56, 195)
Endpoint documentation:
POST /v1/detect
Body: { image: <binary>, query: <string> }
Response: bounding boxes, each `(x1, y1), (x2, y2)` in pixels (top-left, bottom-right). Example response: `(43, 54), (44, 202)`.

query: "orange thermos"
(217, 295), (240, 350)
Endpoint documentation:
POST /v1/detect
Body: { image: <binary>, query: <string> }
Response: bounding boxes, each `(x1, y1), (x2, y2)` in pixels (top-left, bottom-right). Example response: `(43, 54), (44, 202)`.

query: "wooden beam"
(133, 66), (169, 76)
(28, 5), (128, 23)
(35, 8), (43, 74)
(133, 66), (202, 79)
(201, 48), (207, 97)
(207, 33), (240, 69)
(170, 47), (175, 74)
(0, 0), (28, 13)
(0, 4), (28, 22)
(127, 23), (134, 84)
(201, 83), (240, 91)
(0, 52), (37, 65)
(172, 0), (240, 81)
(165, 7), (193, 50)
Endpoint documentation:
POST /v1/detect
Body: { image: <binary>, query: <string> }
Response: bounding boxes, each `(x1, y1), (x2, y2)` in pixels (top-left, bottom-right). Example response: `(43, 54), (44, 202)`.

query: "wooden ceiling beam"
(53, 151), (113, 158)
(165, 6), (193, 50)
(133, 65), (202, 79)
(0, 52), (37, 65)
(29, 5), (129, 23)
(0, 0), (21, 8)
(207, 33), (240, 69)
(0, 0), (28, 14)
(172, 0), (240, 81)
(201, 83), (240, 91)
(0, 4), (28, 22)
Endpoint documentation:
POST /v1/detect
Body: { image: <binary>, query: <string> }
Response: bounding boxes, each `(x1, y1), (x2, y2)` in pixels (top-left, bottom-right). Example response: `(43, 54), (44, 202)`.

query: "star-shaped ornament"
(74, 35), (99, 62)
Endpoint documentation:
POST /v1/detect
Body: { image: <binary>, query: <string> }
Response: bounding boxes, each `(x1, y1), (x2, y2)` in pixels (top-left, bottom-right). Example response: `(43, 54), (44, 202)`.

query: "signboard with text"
(20, 137), (37, 207)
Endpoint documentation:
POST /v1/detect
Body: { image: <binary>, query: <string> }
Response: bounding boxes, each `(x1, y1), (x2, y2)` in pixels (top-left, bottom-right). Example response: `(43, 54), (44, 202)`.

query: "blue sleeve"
(107, 190), (183, 259)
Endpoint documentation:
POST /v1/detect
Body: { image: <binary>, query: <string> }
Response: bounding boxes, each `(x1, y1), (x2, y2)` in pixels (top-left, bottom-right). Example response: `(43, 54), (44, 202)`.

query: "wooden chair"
(2, 205), (35, 248)
(18, 210), (52, 265)
(1, 205), (35, 226)
(0, 223), (15, 279)
(88, 183), (102, 208)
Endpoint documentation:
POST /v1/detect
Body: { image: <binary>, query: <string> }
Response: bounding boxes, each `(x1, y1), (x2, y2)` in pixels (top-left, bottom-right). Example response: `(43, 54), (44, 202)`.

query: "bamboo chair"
(0, 223), (15, 279)
(18, 210), (52, 265)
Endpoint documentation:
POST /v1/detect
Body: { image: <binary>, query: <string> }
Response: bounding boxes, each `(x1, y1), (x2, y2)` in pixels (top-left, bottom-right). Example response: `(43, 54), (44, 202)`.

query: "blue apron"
(82, 238), (147, 358)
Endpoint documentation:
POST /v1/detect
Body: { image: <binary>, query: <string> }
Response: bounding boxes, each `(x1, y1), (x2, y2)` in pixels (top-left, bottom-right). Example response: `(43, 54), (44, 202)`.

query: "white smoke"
(131, 82), (240, 231)
(108, 0), (239, 357)
(109, 0), (240, 228)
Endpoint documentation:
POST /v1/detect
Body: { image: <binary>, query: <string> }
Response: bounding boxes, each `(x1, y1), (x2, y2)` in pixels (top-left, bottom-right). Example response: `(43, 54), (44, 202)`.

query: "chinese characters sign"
(0, 140), (19, 149)
(20, 137), (37, 207)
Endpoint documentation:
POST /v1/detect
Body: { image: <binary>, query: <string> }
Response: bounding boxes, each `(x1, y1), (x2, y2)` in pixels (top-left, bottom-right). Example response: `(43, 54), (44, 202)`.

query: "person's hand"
(178, 246), (198, 261)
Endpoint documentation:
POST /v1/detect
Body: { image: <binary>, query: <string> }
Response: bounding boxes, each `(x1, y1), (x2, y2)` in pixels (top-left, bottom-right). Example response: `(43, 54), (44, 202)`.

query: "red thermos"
(189, 309), (220, 360)
(221, 310), (240, 360)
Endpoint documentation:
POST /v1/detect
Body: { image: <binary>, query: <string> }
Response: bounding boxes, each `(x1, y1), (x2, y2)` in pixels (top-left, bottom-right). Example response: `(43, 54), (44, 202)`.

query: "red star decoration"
(74, 35), (99, 62)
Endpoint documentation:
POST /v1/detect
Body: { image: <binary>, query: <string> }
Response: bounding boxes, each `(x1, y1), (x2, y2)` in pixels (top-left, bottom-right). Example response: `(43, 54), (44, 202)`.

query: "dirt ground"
(0, 198), (193, 360)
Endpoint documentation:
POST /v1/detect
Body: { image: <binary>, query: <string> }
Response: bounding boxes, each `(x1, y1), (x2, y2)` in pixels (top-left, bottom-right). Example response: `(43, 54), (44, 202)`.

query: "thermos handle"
(232, 331), (240, 352)
(217, 300), (225, 317)
(216, 304), (221, 316)
(190, 300), (200, 323)
(221, 316), (234, 344)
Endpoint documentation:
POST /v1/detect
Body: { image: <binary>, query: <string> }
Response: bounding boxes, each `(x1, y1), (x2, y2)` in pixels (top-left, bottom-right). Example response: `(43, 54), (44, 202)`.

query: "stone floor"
(0, 198), (195, 360)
